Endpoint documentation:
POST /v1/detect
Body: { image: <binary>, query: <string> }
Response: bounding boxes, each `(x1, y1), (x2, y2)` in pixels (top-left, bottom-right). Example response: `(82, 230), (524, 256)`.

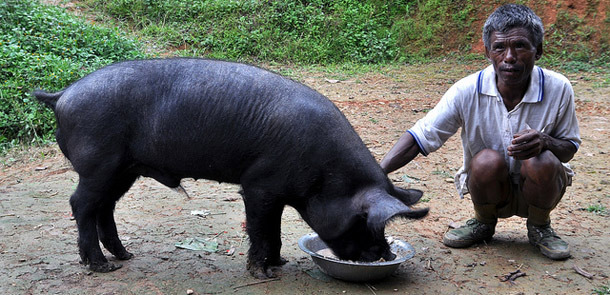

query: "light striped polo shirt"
(408, 65), (581, 198)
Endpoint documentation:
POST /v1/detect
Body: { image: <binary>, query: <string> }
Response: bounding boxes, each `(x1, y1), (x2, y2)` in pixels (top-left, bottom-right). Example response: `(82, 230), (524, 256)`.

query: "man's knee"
(520, 150), (564, 184)
(468, 149), (510, 206)
(521, 151), (567, 209)
(470, 149), (508, 182)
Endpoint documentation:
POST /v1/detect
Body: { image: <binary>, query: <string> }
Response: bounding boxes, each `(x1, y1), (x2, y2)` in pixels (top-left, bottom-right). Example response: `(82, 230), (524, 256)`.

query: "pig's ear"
(364, 189), (428, 231)
(391, 186), (423, 206)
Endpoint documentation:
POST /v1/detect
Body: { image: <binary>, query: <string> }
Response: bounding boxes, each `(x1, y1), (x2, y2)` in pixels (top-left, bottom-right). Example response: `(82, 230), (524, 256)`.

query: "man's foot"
(443, 218), (496, 248)
(527, 223), (570, 260)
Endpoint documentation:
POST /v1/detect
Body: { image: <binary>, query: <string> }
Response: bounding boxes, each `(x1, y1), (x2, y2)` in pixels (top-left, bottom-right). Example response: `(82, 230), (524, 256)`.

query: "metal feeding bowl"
(298, 233), (415, 282)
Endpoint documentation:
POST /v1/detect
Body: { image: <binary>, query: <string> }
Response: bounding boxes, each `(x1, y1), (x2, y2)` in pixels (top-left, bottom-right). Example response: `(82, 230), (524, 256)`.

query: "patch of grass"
(593, 284), (610, 295)
(541, 10), (610, 72)
(0, 0), (144, 149)
(586, 204), (608, 216)
(82, 0), (406, 64)
(392, 0), (476, 62)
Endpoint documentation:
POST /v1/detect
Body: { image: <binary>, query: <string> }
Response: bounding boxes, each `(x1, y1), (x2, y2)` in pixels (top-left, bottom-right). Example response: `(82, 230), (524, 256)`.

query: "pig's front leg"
(242, 188), (287, 279)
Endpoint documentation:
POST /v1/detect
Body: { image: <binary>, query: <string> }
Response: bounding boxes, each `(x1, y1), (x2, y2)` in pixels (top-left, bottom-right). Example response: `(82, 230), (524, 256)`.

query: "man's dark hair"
(482, 4), (544, 50)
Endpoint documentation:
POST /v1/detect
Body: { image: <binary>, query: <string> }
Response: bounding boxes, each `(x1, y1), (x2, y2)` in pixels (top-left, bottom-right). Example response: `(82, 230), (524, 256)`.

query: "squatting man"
(381, 4), (581, 260)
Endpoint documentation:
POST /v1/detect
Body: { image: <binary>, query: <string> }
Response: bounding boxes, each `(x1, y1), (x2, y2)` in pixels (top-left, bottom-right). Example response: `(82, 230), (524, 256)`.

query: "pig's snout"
(382, 249), (397, 261)
(360, 243), (396, 262)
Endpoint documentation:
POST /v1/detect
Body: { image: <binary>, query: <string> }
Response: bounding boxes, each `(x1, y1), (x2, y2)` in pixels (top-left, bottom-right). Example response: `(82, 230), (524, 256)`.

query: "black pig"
(34, 58), (428, 278)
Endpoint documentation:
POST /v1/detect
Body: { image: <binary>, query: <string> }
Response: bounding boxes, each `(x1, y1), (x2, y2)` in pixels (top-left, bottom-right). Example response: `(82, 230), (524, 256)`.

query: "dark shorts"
(496, 172), (569, 218)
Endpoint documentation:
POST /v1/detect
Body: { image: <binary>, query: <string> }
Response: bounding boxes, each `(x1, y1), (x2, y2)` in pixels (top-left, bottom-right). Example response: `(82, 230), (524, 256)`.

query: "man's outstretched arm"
(380, 132), (422, 174)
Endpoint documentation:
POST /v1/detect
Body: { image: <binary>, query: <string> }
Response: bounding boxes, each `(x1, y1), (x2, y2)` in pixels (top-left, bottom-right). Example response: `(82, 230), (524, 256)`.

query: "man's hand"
(508, 127), (577, 163)
(507, 128), (546, 160)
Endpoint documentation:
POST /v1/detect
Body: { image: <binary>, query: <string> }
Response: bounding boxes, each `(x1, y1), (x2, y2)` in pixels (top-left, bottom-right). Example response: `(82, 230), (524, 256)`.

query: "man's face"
(485, 27), (542, 88)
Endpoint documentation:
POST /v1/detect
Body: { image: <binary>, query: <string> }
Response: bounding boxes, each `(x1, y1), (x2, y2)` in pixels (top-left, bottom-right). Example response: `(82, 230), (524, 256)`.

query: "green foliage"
(72, 0), (610, 68)
(392, 0), (476, 62)
(593, 284), (610, 295)
(586, 204), (608, 216)
(83, 0), (407, 64)
(541, 10), (609, 72)
(0, 0), (144, 148)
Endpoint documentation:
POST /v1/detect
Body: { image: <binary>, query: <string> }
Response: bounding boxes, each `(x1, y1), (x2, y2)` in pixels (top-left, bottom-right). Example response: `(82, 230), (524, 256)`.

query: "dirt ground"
(1, 61), (608, 294)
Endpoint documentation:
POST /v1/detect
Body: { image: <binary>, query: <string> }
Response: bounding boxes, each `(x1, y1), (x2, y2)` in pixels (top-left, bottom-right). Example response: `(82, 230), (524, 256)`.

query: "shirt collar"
(477, 64), (544, 103)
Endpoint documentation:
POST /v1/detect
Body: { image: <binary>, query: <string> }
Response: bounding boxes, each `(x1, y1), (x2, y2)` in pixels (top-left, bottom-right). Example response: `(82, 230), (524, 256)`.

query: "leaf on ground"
(175, 237), (219, 252)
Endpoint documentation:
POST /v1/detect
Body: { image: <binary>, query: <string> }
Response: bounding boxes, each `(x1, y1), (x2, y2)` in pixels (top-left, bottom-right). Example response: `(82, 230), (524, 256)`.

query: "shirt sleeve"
(551, 78), (581, 150)
(408, 83), (464, 156)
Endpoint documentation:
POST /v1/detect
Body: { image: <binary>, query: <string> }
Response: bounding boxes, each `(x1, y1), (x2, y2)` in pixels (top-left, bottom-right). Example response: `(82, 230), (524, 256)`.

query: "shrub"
(0, 0), (144, 148)
(82, 0), (406, 64)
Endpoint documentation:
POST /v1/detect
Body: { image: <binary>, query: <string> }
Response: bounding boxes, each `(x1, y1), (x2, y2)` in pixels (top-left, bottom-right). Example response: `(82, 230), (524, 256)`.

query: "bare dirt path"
(1, 61), (608, 294)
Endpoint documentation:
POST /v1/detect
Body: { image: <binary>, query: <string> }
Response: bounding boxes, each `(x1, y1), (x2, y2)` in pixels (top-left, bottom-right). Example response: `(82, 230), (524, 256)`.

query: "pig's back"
(56, 59), (367, 183)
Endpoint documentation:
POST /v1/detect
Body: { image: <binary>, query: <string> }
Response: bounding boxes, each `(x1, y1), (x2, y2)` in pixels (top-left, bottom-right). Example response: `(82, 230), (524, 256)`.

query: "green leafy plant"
(0, 0), (144, 149)
(392, 0), (476, 62)
(82, 0), (407, 64)
(593, 284), (610, 295)
(586, 204), (608, 216)
(541, 10), (609, 72)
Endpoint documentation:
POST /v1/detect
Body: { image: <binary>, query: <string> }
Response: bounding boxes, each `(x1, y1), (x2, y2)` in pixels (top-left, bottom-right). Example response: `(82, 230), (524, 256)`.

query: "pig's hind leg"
(70, 173), (137, 272)
(241, 187), (288, 279)
(96, 173), (138, 261)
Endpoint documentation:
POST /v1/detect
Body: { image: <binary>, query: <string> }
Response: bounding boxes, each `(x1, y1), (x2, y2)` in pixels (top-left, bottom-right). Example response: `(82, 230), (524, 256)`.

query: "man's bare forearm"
(543, 134), (577, 163)
(380, 132), (421, 174)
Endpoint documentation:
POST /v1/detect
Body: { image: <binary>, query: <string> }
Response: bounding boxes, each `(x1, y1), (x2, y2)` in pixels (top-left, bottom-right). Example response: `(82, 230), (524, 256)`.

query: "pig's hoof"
(268, 256), (288, 266)
(248, 266), (277, 279)
(115, 251), (134, 261)
(89, 262), (123, 273)
(247, 262), (279, 279)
